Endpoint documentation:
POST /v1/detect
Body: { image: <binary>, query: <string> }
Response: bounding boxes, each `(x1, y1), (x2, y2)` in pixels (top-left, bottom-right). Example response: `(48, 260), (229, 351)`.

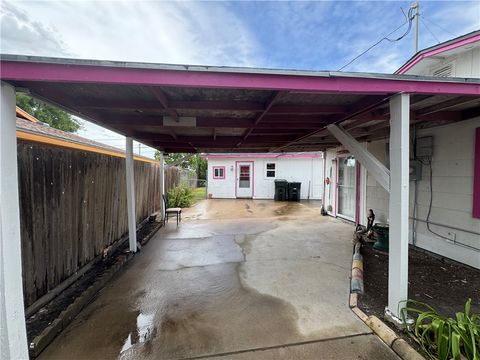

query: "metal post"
(413, 2), (420, 54)
(0, 82), (29, 359)
(125, 137), (137, 252)
(386, 93), (410, 322)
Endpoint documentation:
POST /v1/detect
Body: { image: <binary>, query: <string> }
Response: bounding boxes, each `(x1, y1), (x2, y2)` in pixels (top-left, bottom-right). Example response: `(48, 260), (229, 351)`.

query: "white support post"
(125, 137), (137, 252)
(386, 93), (410, 321)
(159, 151), (165, 222)
(327, 124), (391, 192)
(0, 82), (29, 359)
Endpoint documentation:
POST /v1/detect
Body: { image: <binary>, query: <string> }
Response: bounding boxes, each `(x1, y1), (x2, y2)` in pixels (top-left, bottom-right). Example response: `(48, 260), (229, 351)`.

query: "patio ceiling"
(1, 55), (479, 153)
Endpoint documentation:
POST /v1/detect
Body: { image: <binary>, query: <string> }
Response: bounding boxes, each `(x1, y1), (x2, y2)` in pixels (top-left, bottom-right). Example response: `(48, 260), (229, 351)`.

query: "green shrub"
(401, 298), (479, 360)
(167, 186), (194, 208)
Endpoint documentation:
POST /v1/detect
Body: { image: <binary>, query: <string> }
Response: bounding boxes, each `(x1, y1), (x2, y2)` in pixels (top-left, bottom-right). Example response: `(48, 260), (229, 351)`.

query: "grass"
(191, 187), (206, 204)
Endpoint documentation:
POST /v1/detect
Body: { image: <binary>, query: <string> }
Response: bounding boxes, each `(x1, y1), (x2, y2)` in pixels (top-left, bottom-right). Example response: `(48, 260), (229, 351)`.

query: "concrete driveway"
(40, 200), (399, 360)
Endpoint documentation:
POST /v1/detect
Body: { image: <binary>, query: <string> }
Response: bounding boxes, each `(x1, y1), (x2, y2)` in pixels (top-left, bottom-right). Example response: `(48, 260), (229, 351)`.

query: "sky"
(1, 0), (479, 158)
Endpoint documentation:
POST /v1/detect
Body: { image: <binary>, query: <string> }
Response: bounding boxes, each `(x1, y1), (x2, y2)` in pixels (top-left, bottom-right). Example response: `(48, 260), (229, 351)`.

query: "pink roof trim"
(1, 61), (479, 95)
(203, 153), (322, 159)
(397, 33), (480, 75)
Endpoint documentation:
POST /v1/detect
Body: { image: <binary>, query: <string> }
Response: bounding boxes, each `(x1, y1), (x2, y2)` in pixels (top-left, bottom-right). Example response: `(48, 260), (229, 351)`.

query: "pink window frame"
(212, 166), (226, 180)
(473, 128), (480, 219)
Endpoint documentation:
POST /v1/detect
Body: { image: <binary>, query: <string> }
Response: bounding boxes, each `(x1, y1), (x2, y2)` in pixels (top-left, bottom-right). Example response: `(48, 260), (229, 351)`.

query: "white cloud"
(3, 0), (262, 66)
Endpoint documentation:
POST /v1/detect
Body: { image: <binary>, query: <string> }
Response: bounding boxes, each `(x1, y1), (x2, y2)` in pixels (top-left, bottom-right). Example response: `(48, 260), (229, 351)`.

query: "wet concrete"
(39, 200), (399, 360)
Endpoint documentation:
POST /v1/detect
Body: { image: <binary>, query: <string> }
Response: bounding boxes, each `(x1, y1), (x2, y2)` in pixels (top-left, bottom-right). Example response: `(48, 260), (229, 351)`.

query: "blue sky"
(1, 0), (479, 157)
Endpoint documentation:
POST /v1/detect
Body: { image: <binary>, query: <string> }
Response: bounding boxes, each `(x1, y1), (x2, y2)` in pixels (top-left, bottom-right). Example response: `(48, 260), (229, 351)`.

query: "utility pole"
(412, 2), (420, 54)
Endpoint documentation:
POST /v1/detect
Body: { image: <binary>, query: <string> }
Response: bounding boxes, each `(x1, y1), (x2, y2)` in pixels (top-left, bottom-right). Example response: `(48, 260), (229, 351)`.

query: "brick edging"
(349, 245), (425, 360)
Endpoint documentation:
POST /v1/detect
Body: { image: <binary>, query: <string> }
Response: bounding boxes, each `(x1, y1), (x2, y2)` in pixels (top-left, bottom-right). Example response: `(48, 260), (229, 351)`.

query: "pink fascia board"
(203, 153), (323, 160)
(473, 127), (480, 219)
(1, 61), (479, 96)
(397, 34), (480, 74)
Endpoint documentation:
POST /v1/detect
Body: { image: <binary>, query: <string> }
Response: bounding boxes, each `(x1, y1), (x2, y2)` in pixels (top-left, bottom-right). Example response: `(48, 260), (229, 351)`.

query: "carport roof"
(1, 54), (479, 153)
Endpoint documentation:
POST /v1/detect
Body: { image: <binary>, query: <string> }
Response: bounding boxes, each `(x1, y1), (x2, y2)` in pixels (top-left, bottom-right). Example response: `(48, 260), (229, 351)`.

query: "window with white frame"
(213, 166), (225, 179)
(265, 163), (276, 178)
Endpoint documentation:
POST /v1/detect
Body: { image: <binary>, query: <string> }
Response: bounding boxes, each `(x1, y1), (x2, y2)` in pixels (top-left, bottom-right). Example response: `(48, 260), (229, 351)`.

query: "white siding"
(404, 47), (480, 78)
(364, 118), (480, 268)
(206, 156), (323, 200)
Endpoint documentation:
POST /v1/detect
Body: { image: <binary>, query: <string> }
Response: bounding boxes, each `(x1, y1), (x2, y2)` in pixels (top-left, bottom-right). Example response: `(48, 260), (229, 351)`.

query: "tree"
(16, 93), (81, 133)
(154, 151), (207, 180)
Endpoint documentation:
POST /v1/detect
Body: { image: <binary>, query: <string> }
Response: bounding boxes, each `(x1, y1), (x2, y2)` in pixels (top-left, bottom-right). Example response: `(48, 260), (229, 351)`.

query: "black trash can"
(274, 179), (288, 201)
(288, 182), (301, 201)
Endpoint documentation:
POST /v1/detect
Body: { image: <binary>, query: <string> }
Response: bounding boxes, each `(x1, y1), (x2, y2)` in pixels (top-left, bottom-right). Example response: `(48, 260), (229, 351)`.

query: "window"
(212, 166), (225, 179)
(266, 163), (276, 178)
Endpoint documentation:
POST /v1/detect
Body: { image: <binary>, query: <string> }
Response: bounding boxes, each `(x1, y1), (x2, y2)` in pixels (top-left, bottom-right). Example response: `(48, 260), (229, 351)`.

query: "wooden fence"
(17, 141), (161, 307)
(164, 166), (197, 191)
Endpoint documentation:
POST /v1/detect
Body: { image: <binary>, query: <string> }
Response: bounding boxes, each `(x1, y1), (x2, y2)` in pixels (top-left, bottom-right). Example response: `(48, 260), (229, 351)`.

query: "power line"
(420, 17), (441, 44)
(338, 7), (416, 71)
(419, 14), (457, 38)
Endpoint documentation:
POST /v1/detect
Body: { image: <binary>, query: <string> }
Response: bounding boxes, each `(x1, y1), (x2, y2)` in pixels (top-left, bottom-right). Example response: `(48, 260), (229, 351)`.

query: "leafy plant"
(167, 186), (194, 208)
(401, 298), (480, 360)
(16, 93), (81, 132)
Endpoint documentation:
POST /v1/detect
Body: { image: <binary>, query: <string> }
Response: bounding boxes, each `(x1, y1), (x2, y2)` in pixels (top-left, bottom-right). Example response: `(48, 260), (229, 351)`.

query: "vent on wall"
(432, 64), (453, 77)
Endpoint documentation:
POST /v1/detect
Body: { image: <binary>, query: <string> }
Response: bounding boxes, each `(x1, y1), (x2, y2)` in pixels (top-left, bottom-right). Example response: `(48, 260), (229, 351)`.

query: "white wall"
(207, 156), (323, 200)
(405, 47), (480, 78)
(365, 118), (480, 269)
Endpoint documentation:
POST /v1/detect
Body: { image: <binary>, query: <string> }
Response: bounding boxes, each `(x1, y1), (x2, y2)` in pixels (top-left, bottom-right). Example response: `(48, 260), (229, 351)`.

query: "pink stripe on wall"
(473, 128), (480, 219)
(204, 153), (322, 159)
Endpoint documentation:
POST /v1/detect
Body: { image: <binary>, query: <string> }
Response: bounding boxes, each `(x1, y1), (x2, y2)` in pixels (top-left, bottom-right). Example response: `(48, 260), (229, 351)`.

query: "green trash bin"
(372, 223), (389, 252)
(274, 179), (288, 201)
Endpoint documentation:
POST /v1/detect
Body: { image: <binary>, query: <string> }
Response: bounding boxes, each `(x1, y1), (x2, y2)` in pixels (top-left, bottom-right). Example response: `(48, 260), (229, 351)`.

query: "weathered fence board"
(17, 141), (161, 307)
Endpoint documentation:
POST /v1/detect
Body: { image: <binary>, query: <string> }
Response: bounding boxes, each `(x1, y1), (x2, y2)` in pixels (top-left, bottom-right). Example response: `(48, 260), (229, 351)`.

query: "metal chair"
(162, 194), (182, 226)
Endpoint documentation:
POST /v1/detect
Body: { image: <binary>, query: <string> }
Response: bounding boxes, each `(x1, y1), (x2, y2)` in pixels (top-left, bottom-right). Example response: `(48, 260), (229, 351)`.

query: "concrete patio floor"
(39, 200), (399, 360)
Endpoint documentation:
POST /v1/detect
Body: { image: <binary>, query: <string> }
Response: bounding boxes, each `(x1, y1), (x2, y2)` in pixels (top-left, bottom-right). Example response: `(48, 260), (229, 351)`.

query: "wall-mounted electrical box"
(410, 160), (422, 181)
(416, 136), (433, 158)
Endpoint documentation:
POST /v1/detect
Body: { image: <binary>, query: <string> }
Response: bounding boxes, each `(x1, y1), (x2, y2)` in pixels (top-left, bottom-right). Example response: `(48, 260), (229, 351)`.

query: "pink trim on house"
(212, 166), (226, 179)
(235, 161), (254, 198)
(473, 128), (480, 219)
(204, 153), (322, 160)
(397, 33), (480, 74)
(1, 61), (479, 95)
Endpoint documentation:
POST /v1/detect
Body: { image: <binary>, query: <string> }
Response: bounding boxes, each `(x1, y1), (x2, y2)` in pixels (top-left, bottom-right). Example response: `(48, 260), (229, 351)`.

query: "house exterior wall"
(404, 47), (480, 77)
(207, 156), (323, 200)
(365, 118), (480, 269)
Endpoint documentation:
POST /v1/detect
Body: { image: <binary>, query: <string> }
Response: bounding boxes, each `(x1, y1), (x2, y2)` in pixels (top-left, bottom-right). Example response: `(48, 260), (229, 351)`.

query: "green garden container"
(372, 223), (389, 252)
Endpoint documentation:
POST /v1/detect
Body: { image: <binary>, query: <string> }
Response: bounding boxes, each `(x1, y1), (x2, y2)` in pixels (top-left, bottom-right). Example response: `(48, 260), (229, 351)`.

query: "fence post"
(0, 82), (29, 359)
(125, 137), (137, 252)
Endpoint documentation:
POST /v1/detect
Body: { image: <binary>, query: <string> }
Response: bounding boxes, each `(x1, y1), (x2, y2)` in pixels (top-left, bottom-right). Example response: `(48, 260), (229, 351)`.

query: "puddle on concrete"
(274, 203), (303, 216)
(119, 312), (155, 354)
(116, 261), (303, 360)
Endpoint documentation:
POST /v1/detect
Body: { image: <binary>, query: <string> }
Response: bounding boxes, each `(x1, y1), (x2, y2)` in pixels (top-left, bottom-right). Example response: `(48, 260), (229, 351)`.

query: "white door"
(337, 156), (357, 221)
(236, 162), (253, 198)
